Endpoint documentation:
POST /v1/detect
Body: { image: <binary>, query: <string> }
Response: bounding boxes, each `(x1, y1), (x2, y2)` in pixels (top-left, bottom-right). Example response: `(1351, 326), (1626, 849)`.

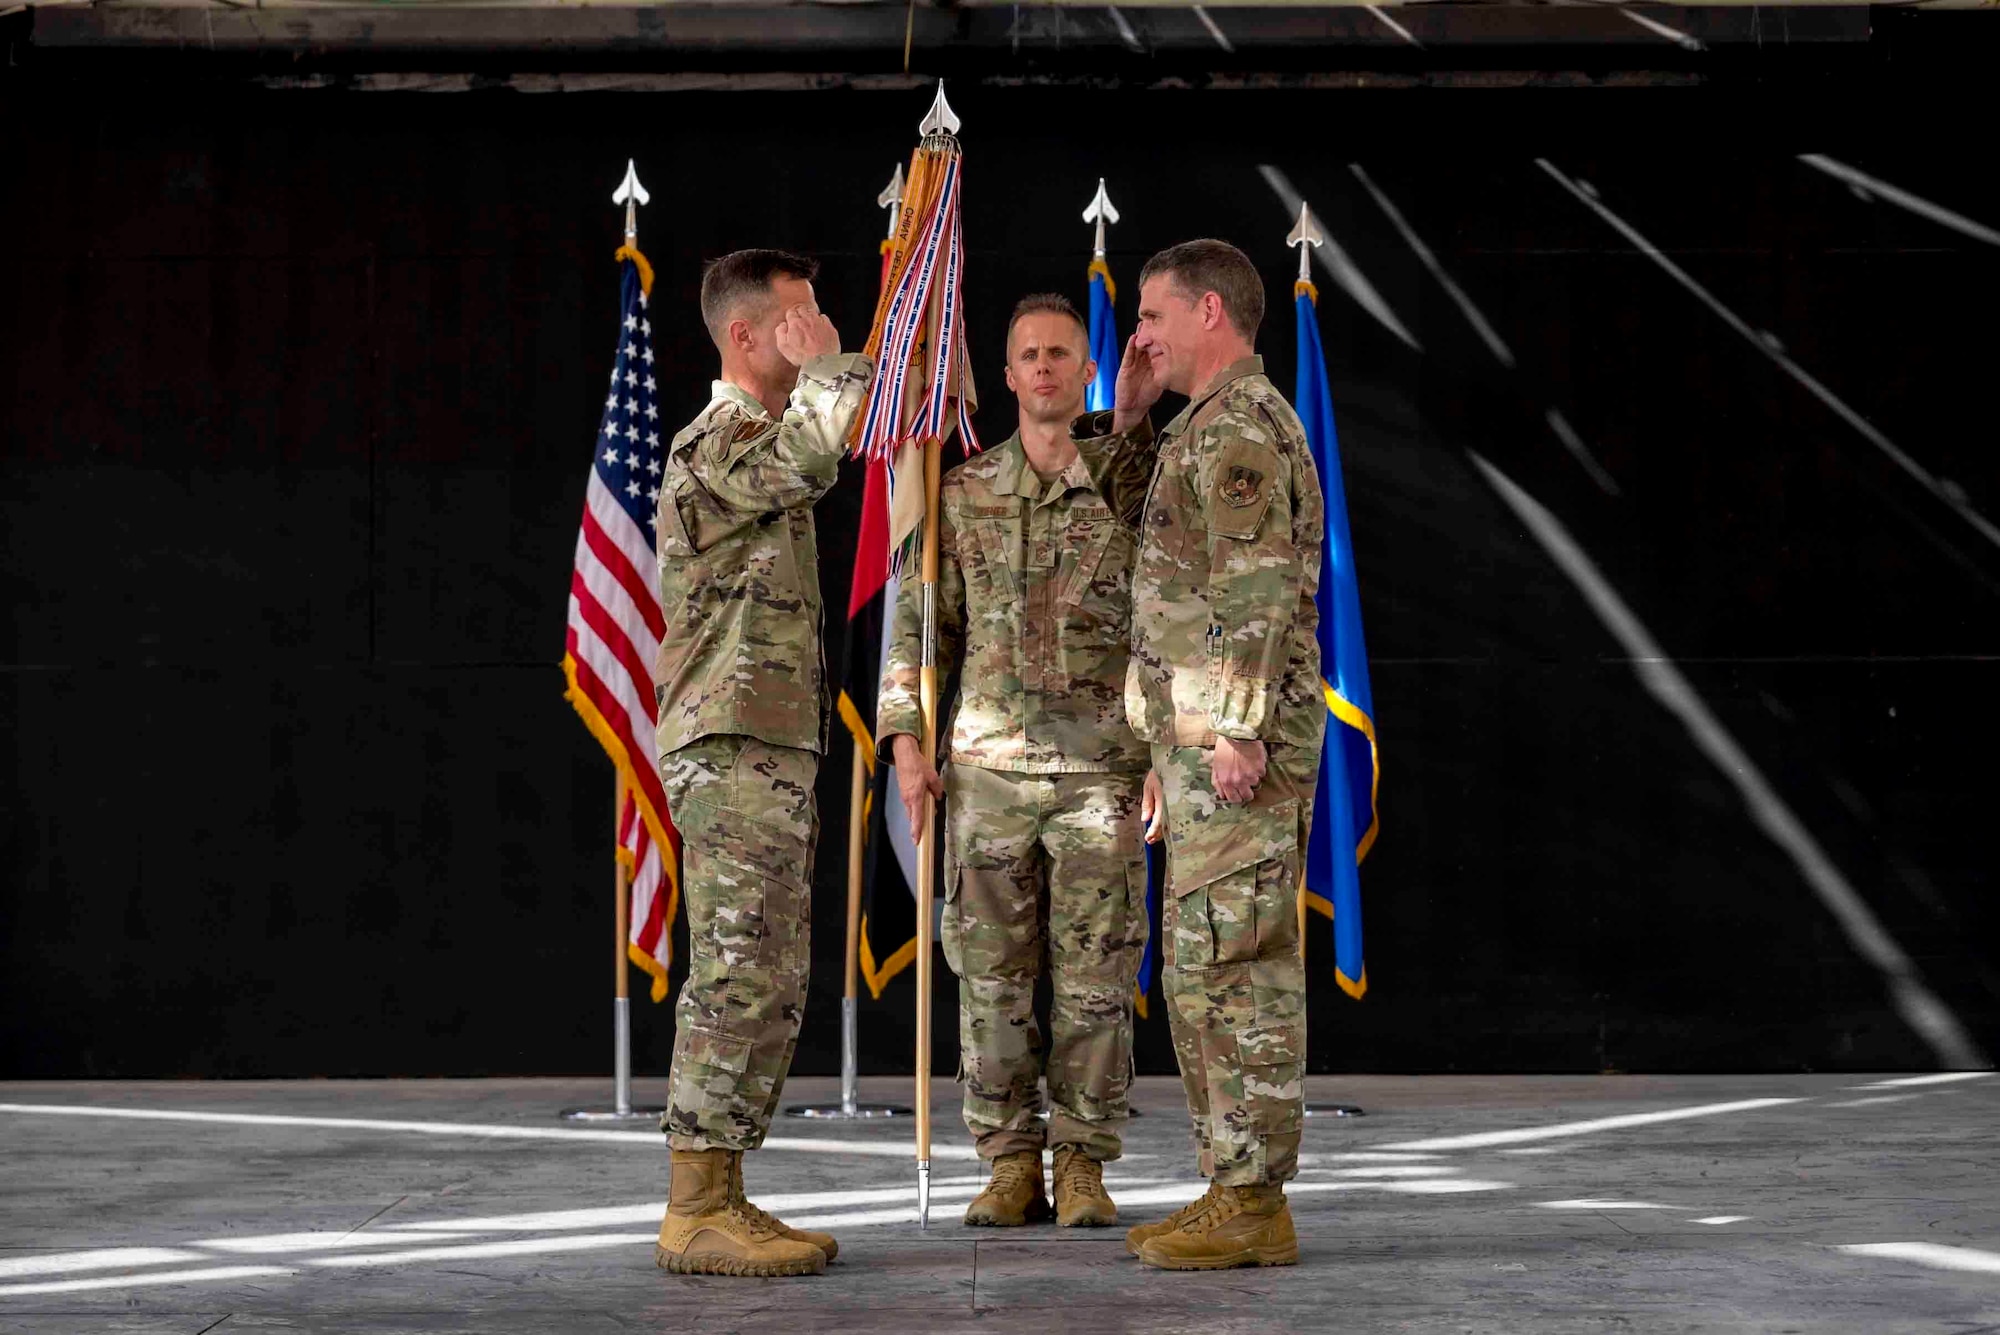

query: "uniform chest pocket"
(964, 504), (1021, 598)
(1060, 520), (1131, 609)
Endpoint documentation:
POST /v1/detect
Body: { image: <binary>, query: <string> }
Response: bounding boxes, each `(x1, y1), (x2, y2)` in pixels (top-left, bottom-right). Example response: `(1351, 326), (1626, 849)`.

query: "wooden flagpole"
(914, 430), (943, 1226)
(782, 162), (915, 1125)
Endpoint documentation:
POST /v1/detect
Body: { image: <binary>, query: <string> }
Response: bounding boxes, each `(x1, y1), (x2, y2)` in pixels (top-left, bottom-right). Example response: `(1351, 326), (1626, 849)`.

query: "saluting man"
(880, 294), (1161, 1230)
(651, 249), (874, 1278)
(1081, 240), (1327, 1271)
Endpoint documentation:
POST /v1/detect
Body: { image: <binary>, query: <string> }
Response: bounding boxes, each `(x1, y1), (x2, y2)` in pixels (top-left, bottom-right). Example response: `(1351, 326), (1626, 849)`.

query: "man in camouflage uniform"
(881, 294), (1159, 1229)
(1079, 240), (1327, 1271)
(651, 249), (874, 1278)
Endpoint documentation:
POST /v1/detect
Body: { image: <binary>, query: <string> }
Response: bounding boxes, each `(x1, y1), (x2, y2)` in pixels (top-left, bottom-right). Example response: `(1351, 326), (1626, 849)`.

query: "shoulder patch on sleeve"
(1209, 432), (1281, 541)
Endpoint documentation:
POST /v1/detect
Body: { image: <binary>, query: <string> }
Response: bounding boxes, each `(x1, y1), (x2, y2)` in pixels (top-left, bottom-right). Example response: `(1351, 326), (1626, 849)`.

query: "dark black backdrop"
(4, 79), (1996, 1079)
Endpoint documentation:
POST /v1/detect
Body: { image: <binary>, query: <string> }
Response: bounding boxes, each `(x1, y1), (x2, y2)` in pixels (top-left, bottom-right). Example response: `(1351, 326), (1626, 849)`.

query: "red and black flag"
(839, 452), (922, 997)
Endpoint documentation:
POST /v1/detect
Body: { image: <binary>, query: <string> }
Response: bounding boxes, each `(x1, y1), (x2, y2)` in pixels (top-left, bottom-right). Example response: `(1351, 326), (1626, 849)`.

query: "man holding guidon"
(881, 293), (1161, 1229)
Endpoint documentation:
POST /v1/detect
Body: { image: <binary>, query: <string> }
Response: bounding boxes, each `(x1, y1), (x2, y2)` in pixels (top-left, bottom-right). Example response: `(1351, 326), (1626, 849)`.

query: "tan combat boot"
(655, 1148), (827, 1277)
(728, 1152), (839, 1263)
(1137, 1183), (1298, 1271)
(963, 1150), (1053, 1226)
(1051, 1146), (1118, 1227)
(1124, 1181), (1223, 1256)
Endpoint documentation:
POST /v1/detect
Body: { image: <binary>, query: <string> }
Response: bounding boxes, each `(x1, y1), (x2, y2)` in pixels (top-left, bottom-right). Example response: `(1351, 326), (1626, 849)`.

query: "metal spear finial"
(1287, 198), (1325, 285)
(1082, 177), (1120, 259)
(878, 161), (907, 239)
(612, 159), (650, 243)
(918, 80), (961, 137)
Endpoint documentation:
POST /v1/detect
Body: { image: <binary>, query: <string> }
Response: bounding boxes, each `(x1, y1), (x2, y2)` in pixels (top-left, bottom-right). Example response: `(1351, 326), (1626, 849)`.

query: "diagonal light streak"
(1837, 1242), (2000, 1275)
(1259, 165), (1423, 352)
(1467, 451), (1989, 1071)
(1363, 5), (1422, 47)
(1800, 155), (2000, 249)
(1538, 158), (2000, 553)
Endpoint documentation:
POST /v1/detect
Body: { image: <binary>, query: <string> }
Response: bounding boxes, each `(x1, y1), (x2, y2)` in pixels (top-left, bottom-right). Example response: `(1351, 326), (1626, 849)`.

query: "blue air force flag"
(1296, 280), (1379, 999)
(1086, 258), (1121, 414)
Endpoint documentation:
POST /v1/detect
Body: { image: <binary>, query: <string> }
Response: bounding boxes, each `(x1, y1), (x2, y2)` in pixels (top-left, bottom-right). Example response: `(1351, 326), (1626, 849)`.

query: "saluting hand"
(1111, 331), (1164, 434)
(775, 302), (842, 366)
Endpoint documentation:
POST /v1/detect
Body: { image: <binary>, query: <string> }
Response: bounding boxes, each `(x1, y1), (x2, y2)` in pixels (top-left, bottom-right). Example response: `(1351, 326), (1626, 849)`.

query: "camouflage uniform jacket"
(653, 354), (874, 757)
(878, 426), (1151, 774)
(1082, 356), (1325, 751)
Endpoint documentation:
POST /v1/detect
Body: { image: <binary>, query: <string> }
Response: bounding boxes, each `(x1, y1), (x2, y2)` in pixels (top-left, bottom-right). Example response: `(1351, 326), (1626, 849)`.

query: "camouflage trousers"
(942, 763), (1148, 1162)
(1154, 741), (1318, 1187)
(658, 733), (816, 1152)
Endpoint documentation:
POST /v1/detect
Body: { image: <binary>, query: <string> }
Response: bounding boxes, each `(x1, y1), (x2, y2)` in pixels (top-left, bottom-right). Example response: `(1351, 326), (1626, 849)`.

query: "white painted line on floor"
(1539, 1199), (1689, 1211)
(1696, 1216), (1752, 1225)
(0, 1103), (979, 1159)
(312, 1233), (654, 1269)
(1538, 158), (2000, 555)
(1825, 1094), (1922, 1108)
(1799, 155), (2000, 249)
(1498, 1147), (1562, 1156)
(0, 1247), (205, 1280)
(1468, 450), (1991, 1072)
(1380, 1179), (1514, 1195)
(197, 1231), (481, 1255)
(0, 1265), (294, 1299)
(1317, 1165), (1458, 1178)
(1385, 1093), (1804, 1152)
(1837, 1242), (2000, 1276)
(1259, 165), (1424, 353)
(1298, 1151), (1445, 1164)
(1349, 162), (1515, 369)
(1849, 1072), (1994, 1090)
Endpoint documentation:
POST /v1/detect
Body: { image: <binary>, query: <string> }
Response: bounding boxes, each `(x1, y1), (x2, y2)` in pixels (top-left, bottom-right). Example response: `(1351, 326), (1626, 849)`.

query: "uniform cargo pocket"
(1237, 1021), (1304, 1133)
(675, 1025), (751, 1075)
(1166, 796), (1298, 966)
(941, 864), (965, 977)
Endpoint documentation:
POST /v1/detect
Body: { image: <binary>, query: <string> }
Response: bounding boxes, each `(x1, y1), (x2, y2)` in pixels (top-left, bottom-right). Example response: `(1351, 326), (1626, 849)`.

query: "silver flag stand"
(784, 996), (913, 1119)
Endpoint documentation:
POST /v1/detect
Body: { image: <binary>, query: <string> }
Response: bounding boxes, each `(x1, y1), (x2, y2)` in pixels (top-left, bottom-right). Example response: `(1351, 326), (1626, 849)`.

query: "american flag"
(562, 247), (679, 1002)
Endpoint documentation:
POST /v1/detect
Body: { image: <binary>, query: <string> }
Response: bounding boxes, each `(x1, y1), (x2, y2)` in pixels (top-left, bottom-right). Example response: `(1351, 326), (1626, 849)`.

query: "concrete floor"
(1, 1073), (1996, 1333)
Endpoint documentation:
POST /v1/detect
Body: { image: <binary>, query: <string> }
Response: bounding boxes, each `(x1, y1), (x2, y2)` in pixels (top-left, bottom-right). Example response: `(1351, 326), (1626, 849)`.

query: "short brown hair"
(699, 248), (819, 338)
(1006, 292), (1088, 348)
(1138, 239), (1265, 338)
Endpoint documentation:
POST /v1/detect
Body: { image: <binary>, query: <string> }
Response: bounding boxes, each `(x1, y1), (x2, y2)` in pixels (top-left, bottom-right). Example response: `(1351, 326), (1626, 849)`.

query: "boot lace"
(986, 1156), (1038, 1197)
(729, 1182), (787, 1239)
(1175, 1185), (1243, 1234)
(1053, 1150), (1102, 1199)
(1163, 1180), (1223, 1229)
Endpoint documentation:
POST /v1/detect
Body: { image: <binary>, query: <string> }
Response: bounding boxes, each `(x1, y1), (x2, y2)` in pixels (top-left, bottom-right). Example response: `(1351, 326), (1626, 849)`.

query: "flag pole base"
(784, 1104), (914, 1119)
(1303, 1103), (1367, 1118)
(558, 1107), (665, 1123)
(784, 997), (914, 1118)
(917, 1159), (932, 1229)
